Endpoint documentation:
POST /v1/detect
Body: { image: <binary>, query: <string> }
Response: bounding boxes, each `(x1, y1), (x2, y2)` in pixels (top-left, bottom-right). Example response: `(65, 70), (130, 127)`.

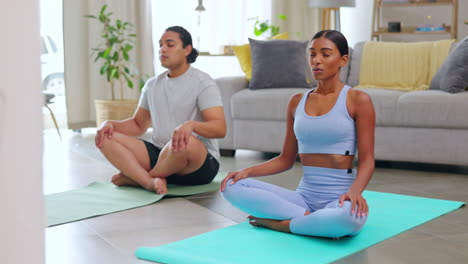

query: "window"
(40, 0), (67, 130)
(151, 0), (271, 77)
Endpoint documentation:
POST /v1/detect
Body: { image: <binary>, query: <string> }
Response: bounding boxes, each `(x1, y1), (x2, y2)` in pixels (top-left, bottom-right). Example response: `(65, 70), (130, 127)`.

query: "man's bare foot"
(151, 177), (168, 195)
(111, 172), (139, 187)
(248, 216), (291, 233)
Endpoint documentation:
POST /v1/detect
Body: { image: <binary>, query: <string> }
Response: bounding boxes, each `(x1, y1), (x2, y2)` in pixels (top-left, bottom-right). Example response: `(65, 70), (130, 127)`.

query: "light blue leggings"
(222, 167), (367, 238)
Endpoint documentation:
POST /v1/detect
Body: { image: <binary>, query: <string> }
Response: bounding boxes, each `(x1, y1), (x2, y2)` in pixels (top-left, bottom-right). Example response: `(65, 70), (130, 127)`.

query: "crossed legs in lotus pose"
(98, 132), (207, 194)
(222, 178), (367, 239)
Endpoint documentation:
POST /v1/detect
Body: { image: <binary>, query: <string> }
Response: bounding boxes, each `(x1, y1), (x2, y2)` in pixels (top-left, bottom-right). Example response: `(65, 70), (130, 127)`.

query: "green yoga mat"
(46, 173), (225, 227)
(136, 191), (464, 264)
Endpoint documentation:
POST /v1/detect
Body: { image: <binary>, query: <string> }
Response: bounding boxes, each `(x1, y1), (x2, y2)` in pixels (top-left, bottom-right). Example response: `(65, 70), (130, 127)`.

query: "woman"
(220, 30), (375, 238)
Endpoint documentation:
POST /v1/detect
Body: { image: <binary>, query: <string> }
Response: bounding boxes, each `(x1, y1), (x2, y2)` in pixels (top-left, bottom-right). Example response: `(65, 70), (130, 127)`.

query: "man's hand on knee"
(95, 121), (114, 148)
(171, 121), (194, 152)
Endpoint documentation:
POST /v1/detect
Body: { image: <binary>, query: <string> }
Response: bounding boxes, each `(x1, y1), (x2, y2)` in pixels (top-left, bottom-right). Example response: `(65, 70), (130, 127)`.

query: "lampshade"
(308, 0), (355, 8)
(195, 0), (205, 12)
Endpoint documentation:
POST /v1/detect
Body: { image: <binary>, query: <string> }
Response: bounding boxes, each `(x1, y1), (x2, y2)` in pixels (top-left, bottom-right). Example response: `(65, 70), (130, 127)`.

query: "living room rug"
(136, 191), (464, 264)
(46, 172), (225, 227)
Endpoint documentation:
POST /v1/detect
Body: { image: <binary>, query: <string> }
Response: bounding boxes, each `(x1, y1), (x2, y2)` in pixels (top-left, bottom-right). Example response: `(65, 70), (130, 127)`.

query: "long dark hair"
(165, 26), (199, 63)
(312, 30), (349, 56)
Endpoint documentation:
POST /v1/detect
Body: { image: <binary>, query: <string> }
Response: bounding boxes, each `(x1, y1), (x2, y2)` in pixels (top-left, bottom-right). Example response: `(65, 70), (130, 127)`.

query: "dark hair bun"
(188, 48), (198, 63)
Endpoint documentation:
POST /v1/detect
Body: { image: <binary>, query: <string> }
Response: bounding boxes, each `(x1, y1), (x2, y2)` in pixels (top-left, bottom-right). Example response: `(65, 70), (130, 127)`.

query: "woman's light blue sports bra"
(294, 85), (356, 155)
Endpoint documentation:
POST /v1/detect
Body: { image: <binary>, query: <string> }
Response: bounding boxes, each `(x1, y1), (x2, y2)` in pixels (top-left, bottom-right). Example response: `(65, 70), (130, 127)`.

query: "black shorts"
(141, 139), (219, 185)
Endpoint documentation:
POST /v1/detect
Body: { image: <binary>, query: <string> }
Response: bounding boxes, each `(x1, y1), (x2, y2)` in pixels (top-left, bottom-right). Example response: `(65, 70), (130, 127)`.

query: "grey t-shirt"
(138, 66), (223, 162)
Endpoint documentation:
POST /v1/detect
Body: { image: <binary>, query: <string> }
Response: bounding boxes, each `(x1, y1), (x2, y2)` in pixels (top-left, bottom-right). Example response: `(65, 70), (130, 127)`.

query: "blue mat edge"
(333, 199), (464, 262)
(134, 192), (465, 264)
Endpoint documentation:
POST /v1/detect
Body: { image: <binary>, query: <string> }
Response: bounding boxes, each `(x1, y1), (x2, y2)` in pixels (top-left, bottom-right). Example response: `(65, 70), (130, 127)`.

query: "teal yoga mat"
(46, 173), (225, 227)
(136, 191), (464, 264)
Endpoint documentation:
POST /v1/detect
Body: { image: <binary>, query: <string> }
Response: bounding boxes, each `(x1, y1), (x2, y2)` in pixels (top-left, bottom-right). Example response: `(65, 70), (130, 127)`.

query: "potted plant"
(248, 14), (288, 38)
(86, 4), (144, 126)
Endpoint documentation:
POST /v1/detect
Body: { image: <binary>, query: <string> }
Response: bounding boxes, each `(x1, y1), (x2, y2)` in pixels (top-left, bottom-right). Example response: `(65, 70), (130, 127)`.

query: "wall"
(0, 1), (45, 264)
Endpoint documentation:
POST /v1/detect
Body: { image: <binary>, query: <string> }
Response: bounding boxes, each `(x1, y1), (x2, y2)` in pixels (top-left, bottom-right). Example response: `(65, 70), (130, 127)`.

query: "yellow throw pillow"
(356, 40), (453, 91)
(233, 32), (289, 80)
(232, 44), (252, 80)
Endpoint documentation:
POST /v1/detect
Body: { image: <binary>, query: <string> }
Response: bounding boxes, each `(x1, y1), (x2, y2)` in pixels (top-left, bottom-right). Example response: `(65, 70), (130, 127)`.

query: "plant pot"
(94, 99), (138, 127)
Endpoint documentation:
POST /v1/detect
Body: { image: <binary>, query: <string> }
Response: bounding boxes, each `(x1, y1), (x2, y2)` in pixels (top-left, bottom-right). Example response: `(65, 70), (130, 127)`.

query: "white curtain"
(63, 0), (154, 129)
(271, 0), (320, 41)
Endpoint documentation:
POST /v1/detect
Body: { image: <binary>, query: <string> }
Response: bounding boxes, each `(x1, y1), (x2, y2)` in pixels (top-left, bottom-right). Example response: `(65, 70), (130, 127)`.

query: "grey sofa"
(215, 41), (468, 166)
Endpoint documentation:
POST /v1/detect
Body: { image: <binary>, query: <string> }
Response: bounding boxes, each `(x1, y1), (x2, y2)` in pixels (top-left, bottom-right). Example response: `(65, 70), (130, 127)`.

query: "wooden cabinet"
(372, 0), (458, 40)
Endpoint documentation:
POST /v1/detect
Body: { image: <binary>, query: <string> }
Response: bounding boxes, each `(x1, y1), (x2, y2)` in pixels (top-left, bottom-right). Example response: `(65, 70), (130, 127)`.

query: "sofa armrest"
(215, 76), (248, 150)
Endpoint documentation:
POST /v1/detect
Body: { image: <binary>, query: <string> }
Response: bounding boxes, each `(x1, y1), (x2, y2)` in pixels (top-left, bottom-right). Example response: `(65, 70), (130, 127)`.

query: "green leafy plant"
(249, 14), (287, 37)
(86, 4), (144, 100)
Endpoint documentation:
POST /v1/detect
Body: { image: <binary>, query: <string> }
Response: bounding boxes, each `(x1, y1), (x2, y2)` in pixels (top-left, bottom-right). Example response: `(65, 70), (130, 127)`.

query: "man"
(95, 26), (226, 195)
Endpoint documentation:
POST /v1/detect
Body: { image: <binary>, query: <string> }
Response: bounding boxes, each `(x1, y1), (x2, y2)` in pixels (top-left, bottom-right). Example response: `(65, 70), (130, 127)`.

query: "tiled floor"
(44, 129), (468, 264)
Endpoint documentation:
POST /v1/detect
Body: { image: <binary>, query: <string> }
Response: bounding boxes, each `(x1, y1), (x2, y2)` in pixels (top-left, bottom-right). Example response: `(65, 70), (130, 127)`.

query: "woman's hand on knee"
(339, 190), (368, 217)
(220, 169), (250, 192)
(95, 121), (114, 148)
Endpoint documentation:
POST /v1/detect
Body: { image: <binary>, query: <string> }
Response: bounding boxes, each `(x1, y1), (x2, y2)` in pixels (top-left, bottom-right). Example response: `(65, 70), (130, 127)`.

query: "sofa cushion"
(249, 38), (311, 89)
(231, 88), (309, 121)
(347, 41), (365, 87)
(232, 33), (290, 81)
(430, 36), (468, 93)
(429, 40), (458, 90)
(339, 47), (352, 84)
(355, 88), (404, 126)
(394, 90), (468, 129)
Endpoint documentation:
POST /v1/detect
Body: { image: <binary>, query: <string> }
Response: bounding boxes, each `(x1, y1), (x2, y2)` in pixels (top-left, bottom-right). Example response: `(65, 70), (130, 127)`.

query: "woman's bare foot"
(249, 215), (342, 240)
(151, 177), (168, 195)
(111, 172), (139, 187)
(248, 216), (291, 233)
